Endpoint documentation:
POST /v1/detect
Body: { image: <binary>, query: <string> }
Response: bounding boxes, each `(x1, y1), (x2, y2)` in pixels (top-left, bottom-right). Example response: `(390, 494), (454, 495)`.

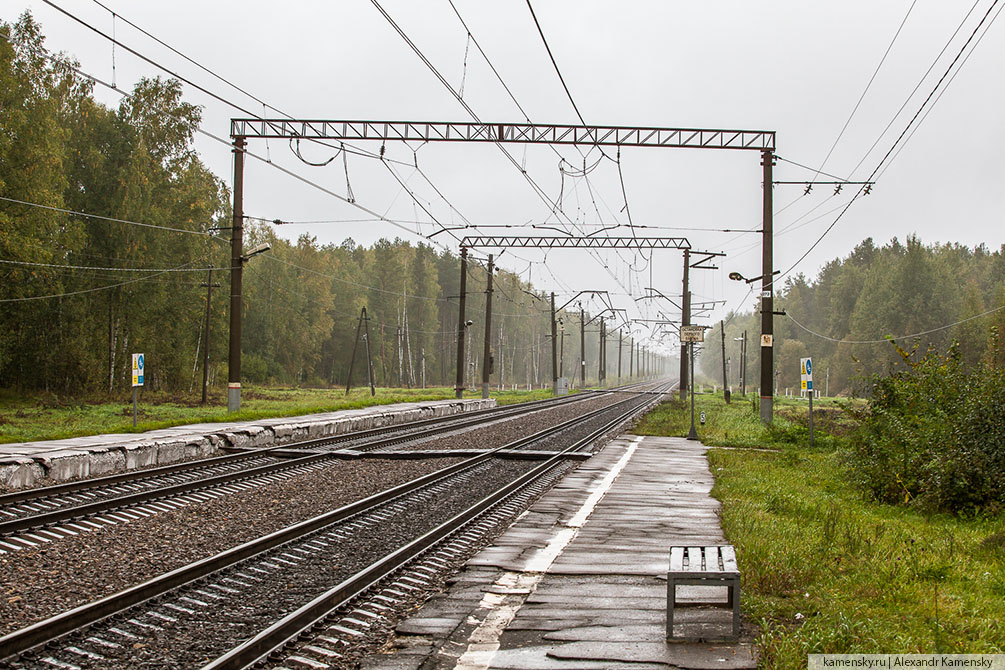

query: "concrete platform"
(363, 435), (756, 670)
(0, 399), (494, 491)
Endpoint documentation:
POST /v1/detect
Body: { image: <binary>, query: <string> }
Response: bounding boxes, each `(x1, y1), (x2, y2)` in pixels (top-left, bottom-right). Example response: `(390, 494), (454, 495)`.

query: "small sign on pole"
(800, 357), (814, 446)
(132, 353), (144, 427)
(132, 353), (145, 387)
(680, 325), (704, 343)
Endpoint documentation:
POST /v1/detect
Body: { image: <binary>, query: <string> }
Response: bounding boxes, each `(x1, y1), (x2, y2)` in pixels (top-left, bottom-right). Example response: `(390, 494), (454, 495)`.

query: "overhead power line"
(3, 32), (453, 252)
(0, 259), (216, 272)
(43, 0), (470, 246)
(786, 305), (1005, 345)
(0, 260), (206, 302)
(368, 0), (635, 297)
(0, 195), (216, 237)
(777, 0), (1002, 282)
(808, 0), (919, 181)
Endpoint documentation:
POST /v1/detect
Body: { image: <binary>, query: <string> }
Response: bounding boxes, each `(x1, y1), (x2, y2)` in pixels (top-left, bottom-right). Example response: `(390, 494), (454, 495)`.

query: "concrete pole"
(720, 320), (730, 403)
(201, 268), (213, 405)
(481, 254), (494, 399)
(227, 137), (245, 413)
(454, 247), (467, 399)
(551, 292), (558, 395)
(617, 329), (623, 386)
(760, 150), (775, 423)
(679, 248), (690, 399)
(580, 308), (586, 388)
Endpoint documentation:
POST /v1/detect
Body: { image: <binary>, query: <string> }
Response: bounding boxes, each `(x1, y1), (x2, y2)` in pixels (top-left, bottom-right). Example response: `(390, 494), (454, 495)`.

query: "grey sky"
(11, 1), (1005, 355)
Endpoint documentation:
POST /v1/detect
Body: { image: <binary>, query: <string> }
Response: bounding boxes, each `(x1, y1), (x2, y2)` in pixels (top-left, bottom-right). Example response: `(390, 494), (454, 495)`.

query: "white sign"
(132, 353), (145, 387)
(680, 325), (704, 343)
(800, 357), (813, 391)
(761, 334), (773, 347)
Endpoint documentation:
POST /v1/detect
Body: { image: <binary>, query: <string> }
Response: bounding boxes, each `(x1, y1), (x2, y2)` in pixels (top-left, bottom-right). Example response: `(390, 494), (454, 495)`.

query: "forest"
(0, 14), (632, 395)
(3, 14), (1002, 399)
(698, 236), (1005, 396)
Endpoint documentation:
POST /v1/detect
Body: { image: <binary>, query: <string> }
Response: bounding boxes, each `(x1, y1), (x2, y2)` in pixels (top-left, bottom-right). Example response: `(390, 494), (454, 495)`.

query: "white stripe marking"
(453, 436), (642, 670)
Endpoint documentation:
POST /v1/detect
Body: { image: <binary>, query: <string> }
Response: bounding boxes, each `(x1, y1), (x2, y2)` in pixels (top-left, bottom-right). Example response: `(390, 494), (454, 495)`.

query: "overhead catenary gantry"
(458, 234), (724, 396)
(227, 118), (778, 422)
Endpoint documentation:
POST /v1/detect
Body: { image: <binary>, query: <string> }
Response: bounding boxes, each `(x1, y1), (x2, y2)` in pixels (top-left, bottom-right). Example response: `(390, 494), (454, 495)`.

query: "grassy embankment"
(0, 386), (556, 444)
(635, 392), (1005, 667)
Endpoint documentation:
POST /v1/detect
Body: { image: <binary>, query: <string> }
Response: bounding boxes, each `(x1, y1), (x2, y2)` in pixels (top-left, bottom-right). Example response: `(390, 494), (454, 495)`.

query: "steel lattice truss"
(459, 236), (691, 250)
(231, 120), (775, 151)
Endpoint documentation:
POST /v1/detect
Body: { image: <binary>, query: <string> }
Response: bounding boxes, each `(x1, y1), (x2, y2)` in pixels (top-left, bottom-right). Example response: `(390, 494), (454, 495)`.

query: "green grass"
(634, 391), (859, 449)
(0, 385), (557, 444)
(635, 393), (1005, 666)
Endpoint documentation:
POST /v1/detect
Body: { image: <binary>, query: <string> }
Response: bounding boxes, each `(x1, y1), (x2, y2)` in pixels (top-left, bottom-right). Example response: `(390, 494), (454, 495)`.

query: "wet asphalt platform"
(362, 434), (757, 670)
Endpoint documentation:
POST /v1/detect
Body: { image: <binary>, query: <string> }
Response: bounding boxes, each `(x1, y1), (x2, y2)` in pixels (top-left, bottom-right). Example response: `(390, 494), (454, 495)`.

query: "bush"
(844, 344), (1005, 514)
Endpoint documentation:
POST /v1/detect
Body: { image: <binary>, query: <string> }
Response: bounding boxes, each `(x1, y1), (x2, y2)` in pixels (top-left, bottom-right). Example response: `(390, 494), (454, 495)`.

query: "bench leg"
(666, 577), (677, 639)
(730, 577), (740, 639)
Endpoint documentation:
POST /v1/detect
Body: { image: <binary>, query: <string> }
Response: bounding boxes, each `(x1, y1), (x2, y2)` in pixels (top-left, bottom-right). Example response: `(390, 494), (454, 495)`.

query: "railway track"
(0, 382), (670, 669)
(0, 389), (622, 548)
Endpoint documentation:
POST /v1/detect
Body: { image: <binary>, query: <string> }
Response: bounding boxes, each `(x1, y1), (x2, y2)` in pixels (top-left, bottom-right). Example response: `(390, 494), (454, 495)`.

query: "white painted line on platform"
(453, 435), (643, 670)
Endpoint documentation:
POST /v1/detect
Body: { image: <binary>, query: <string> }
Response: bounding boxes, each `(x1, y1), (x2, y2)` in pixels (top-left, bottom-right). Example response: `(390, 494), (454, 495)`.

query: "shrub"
(844, 343), (1005, 514)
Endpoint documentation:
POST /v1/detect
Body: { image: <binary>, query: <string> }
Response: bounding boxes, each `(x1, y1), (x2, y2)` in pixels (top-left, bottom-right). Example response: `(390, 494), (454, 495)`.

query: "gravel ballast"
(0, 390), (652, 637)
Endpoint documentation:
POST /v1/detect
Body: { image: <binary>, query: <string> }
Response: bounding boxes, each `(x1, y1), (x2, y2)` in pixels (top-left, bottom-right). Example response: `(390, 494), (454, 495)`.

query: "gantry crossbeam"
(230, 119), (775, 151)
(459, 236), (691, 250)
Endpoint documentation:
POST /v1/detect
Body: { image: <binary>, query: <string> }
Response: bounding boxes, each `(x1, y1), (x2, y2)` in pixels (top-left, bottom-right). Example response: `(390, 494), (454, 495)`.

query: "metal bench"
(666, 545), (740, 641)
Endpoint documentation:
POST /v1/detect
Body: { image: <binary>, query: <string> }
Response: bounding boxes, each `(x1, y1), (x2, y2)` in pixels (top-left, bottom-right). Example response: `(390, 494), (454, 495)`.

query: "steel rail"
(0, 391), (607, 536)
(0, 384), (667, 662)
(0, 390), (587, 507)
(206, 382), (672, 669)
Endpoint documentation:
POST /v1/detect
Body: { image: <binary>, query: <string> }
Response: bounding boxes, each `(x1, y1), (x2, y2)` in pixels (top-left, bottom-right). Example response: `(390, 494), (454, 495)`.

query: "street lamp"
(728, 270), (779, 284)
(241, 242), (271, 260)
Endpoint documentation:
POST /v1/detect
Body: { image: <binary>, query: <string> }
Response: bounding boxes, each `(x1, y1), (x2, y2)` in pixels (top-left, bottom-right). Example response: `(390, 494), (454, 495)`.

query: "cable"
(369, 0), (632, 297)
(0, 260), (205, 302)
(847, 0), (983, 179)
(0, 259), (216, 272)
(808, 0), (919, 181)
(525, 0), (588, 128)
(776, 0), (1002, 284)
(0, 195), (215, 237)
(774, 156), (854, 183)
(875, 0), (1004, 181)
(786, 305), (1005, 344)
(47, 0), (464, 248)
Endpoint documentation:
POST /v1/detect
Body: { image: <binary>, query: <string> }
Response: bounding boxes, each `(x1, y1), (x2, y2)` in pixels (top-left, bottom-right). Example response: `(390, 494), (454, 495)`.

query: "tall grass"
(634, 393), (1005, 666)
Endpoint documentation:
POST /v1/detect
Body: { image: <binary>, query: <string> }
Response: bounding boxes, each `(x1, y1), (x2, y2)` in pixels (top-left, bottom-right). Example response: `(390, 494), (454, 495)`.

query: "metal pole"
(455, 247), (468, 399)
(826, 367), (830, 398)
(345, 307), (365, 396)
(686, 342), (698, 440)
(741, 330), (747, 396)
(481, 254), (493, 399)
(550, 292), (558, 395)
(559, 326), (565, 378)
(580, 308), (586, 388)
(720, 320), (730, 404)
(363, 307), (375, 396)
(809, 389), (815, 447)
(227, 137), (245, 413)
(132, 387), (137, 428)
(760, 149), (775, 423)
(679, 248), (690, 399)
(201, 268), (213, 405)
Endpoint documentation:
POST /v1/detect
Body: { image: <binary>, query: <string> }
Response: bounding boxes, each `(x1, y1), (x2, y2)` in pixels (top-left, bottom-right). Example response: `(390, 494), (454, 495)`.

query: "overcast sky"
(9, 0), (1005, 355)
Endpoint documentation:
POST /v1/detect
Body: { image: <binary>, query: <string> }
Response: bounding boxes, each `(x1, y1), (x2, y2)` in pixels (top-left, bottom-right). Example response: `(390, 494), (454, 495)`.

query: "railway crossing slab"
(362, 435), (756, 670)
